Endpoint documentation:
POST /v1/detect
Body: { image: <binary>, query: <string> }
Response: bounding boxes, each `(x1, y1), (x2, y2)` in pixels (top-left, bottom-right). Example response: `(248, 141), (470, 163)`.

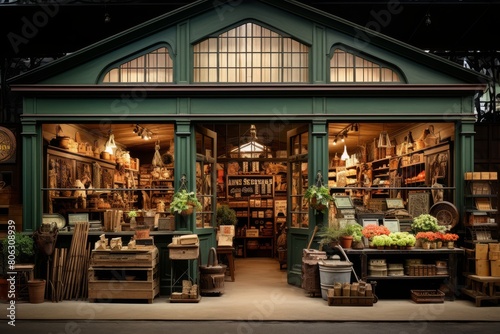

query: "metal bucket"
(200, 247), (226, 296)
(318, 255), (352, 300)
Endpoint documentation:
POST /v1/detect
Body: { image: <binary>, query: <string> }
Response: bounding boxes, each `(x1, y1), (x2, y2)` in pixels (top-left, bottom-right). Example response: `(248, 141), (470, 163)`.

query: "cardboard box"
(475, 244), (489, 260)
(491, 260), (500, 277)
(475, 259), (490, 276)
(246, 229), (259, 237)
(489, 251), (500, 261)
(489, 243), (500, 252)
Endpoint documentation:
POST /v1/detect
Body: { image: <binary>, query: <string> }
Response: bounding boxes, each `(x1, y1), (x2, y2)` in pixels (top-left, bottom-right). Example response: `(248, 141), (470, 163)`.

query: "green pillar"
(21, 120), (41, 232)
(174, 120), (195, 231)
(310, 119), (329, 228)
(456, 119), (475, 218)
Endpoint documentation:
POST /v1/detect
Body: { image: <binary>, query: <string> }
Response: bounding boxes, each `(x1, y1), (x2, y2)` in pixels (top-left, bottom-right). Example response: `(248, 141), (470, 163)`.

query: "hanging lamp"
(341, 144), (349, 161)
(378, 131), (392, 148)
(104, 131), (116, 154)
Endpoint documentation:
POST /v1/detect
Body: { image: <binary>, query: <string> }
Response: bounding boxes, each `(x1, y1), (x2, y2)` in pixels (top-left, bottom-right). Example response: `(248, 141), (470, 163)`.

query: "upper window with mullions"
(102, 47), (173, 83)
(330, 48), (402, 83)
(193, 22), (309, 83)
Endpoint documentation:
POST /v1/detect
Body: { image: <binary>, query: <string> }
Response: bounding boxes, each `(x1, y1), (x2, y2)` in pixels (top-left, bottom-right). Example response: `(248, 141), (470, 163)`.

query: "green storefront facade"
(10, 0), (486, 290)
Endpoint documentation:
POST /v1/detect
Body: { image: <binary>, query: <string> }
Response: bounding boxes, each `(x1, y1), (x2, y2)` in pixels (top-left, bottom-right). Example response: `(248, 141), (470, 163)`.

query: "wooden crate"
(90, 247), (159, 267)
(327, 289), (374, 306)
(411, 289), (445, 303)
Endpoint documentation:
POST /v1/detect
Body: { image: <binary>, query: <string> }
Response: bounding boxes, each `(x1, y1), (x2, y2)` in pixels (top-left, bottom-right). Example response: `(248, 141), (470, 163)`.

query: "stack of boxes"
(475, 243), (500, 276)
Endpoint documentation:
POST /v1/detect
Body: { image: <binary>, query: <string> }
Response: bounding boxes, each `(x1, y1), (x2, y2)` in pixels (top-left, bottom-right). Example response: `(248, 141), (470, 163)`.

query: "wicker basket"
(411, 289), (445, 303)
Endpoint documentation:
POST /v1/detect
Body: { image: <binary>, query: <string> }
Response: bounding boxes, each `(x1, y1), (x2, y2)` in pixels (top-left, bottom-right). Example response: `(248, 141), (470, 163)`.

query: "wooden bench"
(461, 274), (500, 306)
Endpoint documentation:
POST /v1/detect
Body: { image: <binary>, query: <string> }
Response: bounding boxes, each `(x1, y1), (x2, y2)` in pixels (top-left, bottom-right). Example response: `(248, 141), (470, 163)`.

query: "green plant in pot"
(372, 234), (393, 249)
(304, 185), (332, 214)
(216, 204), (237, 228)
(410, 213), (445, 234)
(170, 189), (202, 215)
(2, 232), (35, 265)
(343, 223), (364, 249)
(317, 225), (344, 249)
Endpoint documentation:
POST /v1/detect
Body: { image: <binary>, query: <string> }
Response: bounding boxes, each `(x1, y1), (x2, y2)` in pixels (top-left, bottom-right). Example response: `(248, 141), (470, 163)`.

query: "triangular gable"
(8, 0), (488, 86)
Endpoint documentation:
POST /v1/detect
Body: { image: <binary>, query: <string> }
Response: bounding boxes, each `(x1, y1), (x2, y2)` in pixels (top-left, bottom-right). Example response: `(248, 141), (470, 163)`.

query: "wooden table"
(461, 274), (500, 306)
(217, 246), (235, 282)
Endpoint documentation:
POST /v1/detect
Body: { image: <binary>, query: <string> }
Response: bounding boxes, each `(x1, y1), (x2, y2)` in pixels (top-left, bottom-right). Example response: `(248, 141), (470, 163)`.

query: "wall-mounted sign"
(227, 176), (273, 198)
(0, 126), (16, 163)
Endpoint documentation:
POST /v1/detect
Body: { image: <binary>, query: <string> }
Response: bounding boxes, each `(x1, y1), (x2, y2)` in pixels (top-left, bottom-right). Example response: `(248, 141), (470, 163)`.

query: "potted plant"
(2, 232), (35, 264)
(317, 225), (344, 249)
(216, 204), (237, 228)
(442, 233), (459, 248)
(415, 231), (438, 249)
(411, 214), (445, 234)
(389, 232), (416, 249)
(372, 234), (393, 249)
(304, 185), (333, 214)
(342, 223), (363, 249)
(170, 189), (202, 215)
(128, 210), (137, 228)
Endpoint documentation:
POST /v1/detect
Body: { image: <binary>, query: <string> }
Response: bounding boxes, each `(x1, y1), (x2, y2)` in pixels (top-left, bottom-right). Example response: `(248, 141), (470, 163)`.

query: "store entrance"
(199, 122), (303, 265)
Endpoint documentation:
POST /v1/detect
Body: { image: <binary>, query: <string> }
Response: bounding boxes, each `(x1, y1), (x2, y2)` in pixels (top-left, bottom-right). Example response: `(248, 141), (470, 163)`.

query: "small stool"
(217, 247), (235, 282)
(13, 264), (35, 301)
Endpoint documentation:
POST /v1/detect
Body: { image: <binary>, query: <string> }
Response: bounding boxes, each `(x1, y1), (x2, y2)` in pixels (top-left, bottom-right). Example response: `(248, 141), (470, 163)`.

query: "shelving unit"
(227, 175), (275, 257)
(345, 248), (464, 300)
(464, 173), (498, 244)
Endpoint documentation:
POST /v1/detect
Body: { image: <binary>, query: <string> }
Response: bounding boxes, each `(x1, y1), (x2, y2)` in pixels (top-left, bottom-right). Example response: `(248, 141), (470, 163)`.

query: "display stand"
(168, 243), (201, 303)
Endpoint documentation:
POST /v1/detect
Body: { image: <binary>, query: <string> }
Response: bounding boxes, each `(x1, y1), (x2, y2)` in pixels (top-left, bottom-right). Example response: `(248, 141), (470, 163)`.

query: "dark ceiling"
(1, 0), (499, 59)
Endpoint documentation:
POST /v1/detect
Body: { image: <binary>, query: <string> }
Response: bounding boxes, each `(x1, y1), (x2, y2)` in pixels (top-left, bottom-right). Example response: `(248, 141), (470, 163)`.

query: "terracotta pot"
(340, 236), (353, 249)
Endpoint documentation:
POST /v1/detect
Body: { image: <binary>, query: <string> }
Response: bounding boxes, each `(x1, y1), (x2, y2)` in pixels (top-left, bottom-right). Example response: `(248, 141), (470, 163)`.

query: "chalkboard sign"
(227, 176), (273, 198)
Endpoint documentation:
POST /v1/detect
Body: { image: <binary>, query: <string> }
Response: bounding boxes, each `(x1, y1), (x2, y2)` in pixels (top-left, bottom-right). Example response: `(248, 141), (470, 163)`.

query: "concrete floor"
(2, 257), (500, 323)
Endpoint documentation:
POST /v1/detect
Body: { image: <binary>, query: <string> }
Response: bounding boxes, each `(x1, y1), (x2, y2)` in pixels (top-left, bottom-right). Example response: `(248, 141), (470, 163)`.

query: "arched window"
(330, 48), (401, 83)
(193, 22), (309, 83)
(102, 47), (173, 83)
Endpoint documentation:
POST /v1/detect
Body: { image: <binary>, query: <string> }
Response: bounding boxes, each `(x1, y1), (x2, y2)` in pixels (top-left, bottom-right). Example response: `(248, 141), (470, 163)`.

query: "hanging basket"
(181, 205), (194, 216)
(310, 197), (327, 212)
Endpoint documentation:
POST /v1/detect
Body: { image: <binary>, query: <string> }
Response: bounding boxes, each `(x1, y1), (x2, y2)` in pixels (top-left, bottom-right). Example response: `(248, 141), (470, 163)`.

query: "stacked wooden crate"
(88, 246), (159, 303)
(327, 282), (374, 306)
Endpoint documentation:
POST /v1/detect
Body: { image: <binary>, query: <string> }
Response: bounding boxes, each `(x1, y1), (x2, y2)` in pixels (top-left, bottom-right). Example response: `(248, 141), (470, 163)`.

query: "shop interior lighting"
(104, 130), (117, 154)
(341, 144), (349, 161)
(332, 123), (358, 145)
(134, 124), (153, 140)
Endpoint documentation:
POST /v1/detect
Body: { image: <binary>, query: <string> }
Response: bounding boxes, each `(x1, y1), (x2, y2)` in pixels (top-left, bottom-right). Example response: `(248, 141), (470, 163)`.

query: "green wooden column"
(456, 119), (475, 220)
(174, 120), (195, 231)
(21, 119), (42, 232)
(309, 119), (329, 230)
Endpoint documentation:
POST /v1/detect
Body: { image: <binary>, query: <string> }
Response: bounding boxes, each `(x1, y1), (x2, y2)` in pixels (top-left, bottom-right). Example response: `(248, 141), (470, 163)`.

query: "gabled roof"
(8, 0), (488, 86)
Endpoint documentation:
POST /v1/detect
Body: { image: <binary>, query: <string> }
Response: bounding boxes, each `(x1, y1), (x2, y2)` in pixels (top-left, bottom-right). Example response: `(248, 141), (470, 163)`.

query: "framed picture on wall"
(408, 192), (430, 218)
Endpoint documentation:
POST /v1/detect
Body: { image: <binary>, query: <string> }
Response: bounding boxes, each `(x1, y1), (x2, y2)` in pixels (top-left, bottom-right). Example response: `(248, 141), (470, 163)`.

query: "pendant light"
(378, 131), (392, 148)
(341, 144), (349, 161)
(104, 131), (116, 154)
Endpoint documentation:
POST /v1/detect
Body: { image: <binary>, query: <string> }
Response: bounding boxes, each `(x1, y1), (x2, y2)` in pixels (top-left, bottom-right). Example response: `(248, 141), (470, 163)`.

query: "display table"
(461, 274), (500, 306)
(345, 248), (464, 300)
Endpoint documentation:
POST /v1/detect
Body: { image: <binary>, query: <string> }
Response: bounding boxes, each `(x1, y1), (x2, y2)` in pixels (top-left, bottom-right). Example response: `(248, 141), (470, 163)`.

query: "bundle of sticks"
(49, 221), (91, 301)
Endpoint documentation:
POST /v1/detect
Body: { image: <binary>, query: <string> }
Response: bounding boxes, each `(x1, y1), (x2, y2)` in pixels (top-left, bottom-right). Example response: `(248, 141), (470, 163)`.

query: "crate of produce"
(410, 289), (445, 303)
